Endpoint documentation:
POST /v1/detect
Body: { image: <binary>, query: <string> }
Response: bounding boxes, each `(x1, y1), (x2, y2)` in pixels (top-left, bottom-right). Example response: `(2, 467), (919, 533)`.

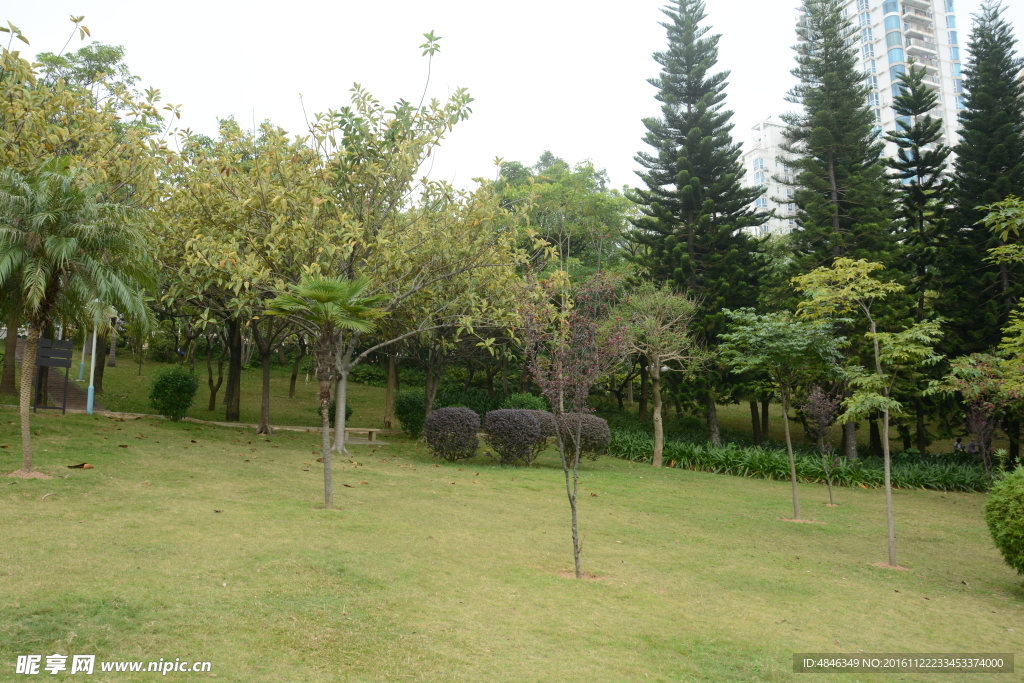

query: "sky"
(7, 0), (1023, 190)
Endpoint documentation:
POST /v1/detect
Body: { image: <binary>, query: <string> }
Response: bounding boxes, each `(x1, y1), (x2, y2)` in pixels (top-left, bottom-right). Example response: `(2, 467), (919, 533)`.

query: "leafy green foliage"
(609, 430), (988, 492)
(984, 467), (1024, 574)
(395, 389), (427, 438)
(320, 399), (352, 428)
(148, 366), (199, 421)
(424, 407), (480, 462)
(500, 393), (548, 411)
(484, 409), (541, 466)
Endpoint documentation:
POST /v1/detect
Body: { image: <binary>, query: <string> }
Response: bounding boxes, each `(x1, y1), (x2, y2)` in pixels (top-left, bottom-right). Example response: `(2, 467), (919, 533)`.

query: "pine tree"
(941, 1), (1024, 354)
(781, 0), (892, 268)
(884, 61), (952, 316)
(629, 0), (763, 443)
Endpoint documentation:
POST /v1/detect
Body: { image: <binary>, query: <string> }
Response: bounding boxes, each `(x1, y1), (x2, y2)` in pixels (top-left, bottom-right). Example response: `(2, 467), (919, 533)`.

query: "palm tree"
(0, 158), (152, 474)
(266, 275), (385, 509)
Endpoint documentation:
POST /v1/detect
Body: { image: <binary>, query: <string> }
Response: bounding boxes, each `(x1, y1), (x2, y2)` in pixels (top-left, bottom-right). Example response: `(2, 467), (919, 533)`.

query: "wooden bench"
(344, 427), (383, 442)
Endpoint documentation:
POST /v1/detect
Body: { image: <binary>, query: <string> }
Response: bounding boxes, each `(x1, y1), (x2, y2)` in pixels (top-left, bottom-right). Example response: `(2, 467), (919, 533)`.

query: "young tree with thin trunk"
(720, 309), (843, 521)
(620, 282), (701, 467)
(518, 272), (626, 578)
(265, 276), (385, 510)
(795, 258), (943, 567)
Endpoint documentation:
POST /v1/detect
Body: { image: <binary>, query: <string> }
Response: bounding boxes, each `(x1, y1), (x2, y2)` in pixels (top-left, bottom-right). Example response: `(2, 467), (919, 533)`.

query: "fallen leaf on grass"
(359, 481), (367, 485)
(191, 440), (197, 443)
(67, 463), (94, 469)
(316, 458), (324, 463)
(590, 493), (598, 497)
(343, 484), (354, 488)
(118, 445), (129, 448)
(0, 445), (7, 449)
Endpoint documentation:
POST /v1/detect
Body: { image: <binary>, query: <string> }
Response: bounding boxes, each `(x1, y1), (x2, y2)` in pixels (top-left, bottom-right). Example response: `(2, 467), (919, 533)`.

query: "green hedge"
(609, 430), (989, 493)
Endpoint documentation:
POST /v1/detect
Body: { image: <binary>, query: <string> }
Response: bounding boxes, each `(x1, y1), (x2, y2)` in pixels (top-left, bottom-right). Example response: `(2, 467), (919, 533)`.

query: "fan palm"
(0, 158), (152, 474)
(266, 275), (386, 509)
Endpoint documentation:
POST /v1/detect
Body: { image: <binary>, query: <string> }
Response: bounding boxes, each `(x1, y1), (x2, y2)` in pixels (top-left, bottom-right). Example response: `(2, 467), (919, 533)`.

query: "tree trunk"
(869, 417), (883, 458)
(897, 423), (912, 452)
(207, 344), (224, 412)
(106, 328), (117, 367)
(750, 400), (762, 446)
(843, 422), (858, 461)
(638, 356), (648, 421)
(256, 349), (274, 436)
(915, 399), (928, 455)
(332, 341), (356, 456)
(782, 393), (800, 520)
(501, 354), (509, 396)
(1007, 418), (1020, 470)
(319, 378), (334, 509)
(424, 345), (444, 418)
(383, 353), (398, 429)
(18, 326), (41, 473)
(1, 308), (20, 396)
(761, 397), (770, 441)
(289, 336), (306, 399)
(225, 318), (242, 422)
(627, 375), (634, 406)
(883, 407), (897, 567)
(706, 394), (721, 447)
(93, 335), (108, 394)
(651, 362), (664, 467)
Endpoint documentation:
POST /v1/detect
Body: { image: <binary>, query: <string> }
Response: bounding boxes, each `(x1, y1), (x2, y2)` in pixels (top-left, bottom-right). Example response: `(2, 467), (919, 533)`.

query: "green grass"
(1, 409), (1022, 682)
(18, 352), (386, 429)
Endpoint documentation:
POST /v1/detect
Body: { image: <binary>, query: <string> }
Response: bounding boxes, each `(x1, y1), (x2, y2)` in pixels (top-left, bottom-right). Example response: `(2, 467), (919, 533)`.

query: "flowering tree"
(517, 271), (626, 578)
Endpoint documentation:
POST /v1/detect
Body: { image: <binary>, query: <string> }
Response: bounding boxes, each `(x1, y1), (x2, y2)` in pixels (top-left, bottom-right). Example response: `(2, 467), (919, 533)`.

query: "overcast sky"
(8, 0), (1023, 189)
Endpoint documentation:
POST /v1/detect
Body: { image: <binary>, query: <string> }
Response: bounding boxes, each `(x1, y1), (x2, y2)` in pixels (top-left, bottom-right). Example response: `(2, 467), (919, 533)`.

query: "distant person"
(953, 437), (965, 454)
(967, 440), (980, 455)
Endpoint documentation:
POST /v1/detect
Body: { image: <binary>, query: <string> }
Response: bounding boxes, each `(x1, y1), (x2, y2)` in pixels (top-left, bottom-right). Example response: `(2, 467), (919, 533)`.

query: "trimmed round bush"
(485, 409), (542, 466)
(424, 407), (480, 461)
(984, 466), (1024, 575)
(501, 392), (549, 411)
(529, 410), (557, 438)
(149, 365), (199, 421)
(395, 389), (426, 438)
(556, 412), (611, 461)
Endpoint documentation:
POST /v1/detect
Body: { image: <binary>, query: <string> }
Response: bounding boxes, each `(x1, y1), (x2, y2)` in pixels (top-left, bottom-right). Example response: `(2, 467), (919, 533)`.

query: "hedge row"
(608, 430), (989, 492)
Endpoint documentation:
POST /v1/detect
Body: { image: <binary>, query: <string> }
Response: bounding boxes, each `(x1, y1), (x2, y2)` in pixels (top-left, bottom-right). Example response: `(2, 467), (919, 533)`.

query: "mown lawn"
(1, 409), (1021, 682)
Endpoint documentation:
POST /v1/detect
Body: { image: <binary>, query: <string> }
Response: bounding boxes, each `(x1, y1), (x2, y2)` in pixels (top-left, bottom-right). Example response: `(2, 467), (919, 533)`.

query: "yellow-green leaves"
(793, 258), (903, 320)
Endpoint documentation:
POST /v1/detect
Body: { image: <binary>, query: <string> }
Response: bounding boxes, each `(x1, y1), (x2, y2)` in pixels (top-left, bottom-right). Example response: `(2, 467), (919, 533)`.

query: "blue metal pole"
(86, 329), (97, 415)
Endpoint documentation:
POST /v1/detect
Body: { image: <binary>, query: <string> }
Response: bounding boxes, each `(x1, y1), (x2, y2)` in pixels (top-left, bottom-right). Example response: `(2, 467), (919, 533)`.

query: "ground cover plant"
(1, 408), (1022, 682)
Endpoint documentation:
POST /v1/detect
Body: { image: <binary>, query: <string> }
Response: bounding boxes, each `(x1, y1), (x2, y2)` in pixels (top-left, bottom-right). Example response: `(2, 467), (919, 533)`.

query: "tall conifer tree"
(629, 0), (763, 443)
(885, 62), (952, 317)
(941, 1), (1024, 354)
(781, 0), (892, 267)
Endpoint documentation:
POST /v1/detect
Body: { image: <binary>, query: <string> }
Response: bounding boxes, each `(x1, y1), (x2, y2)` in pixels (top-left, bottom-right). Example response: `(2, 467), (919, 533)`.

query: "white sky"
(7, 0), (1023, 190)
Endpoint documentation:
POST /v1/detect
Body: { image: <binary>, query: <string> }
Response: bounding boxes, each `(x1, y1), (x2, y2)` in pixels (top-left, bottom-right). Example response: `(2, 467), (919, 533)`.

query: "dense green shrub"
(557, 413), (611, 461)
(501, 393), (548, 411)
(319, 399), (353, 427)
(608, 429), (989, 492)
(435, 387), (505, 416)
(149, 365), (199, 421)
(485, 409), (541, 465)
(424, 407), (480, 461)
(395, 389), (426, 438)
(985, 467), (1024, 575)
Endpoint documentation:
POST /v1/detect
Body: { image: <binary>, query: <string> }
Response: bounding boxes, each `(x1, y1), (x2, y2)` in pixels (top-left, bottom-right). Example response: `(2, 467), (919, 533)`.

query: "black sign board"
(34, 338), (73, 414)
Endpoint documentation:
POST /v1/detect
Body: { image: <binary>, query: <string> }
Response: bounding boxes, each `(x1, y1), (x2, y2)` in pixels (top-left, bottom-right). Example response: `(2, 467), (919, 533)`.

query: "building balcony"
(906, 37), (938, 55)
(903, 21), (935, 38)
(903, 6), (934, 19)
(902, 0), (932, 10)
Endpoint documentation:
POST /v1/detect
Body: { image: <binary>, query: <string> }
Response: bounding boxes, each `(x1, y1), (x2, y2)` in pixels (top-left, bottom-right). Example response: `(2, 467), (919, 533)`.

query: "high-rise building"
(741, 0), (963, 235)
(741, 118), (797, 236)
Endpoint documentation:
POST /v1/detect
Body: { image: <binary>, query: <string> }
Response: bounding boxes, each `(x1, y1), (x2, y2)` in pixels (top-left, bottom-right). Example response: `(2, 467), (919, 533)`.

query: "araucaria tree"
(884, 62), (952, 319)
(942, 2), (1024, 353)
(782, 0), (891, 266)
(630, 0), (764, 443)
(518, 272), (625, 579)
(620, 283), (701, 468)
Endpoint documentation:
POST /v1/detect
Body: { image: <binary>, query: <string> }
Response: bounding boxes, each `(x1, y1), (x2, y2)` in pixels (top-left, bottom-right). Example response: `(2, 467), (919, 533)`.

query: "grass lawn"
(2, 409), (1021, 682)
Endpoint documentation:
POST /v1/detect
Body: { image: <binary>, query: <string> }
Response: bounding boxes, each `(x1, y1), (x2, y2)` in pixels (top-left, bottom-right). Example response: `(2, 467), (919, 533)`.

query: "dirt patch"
(557, 570), (603, 580)
(6, 469), (52, 480)
(825, 503), (840, 507)
(778, 517), (824, 524)
(869, 562), (911, 570)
